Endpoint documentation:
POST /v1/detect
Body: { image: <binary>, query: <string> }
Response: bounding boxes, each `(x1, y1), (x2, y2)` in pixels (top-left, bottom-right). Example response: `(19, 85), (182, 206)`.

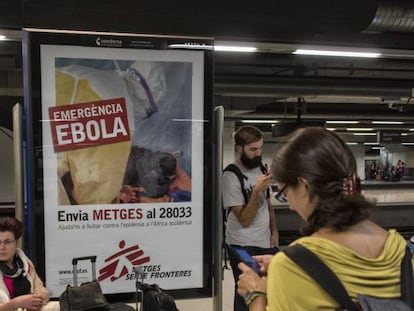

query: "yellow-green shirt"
(267, 229), (408, 311)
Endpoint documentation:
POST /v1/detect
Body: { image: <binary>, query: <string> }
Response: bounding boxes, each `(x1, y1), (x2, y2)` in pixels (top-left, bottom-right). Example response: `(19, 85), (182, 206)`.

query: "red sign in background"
(48, 98), (130, 152)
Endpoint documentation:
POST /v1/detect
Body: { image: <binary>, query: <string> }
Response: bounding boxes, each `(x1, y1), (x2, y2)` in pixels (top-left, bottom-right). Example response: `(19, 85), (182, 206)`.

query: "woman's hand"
(237, 263), (267, 297)
(12, 294), (44, 311)
(252, 254), (274, 273)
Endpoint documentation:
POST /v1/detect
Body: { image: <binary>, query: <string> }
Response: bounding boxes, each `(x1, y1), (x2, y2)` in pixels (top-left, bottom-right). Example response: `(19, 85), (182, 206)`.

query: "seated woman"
(0, 217), (49, 310)
(237, 127), (410, 310)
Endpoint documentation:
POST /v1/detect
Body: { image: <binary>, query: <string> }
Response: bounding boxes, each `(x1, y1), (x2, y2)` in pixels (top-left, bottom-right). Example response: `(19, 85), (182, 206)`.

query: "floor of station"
(41, 186), (414, 311)
(175, 267), (235, 311)
(363, 188), (414, 204)
(43, 267), (236, 311)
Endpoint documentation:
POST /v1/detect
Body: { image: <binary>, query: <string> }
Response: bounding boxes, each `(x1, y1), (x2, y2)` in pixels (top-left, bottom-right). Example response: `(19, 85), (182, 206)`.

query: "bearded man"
(222, 125), (279, 311)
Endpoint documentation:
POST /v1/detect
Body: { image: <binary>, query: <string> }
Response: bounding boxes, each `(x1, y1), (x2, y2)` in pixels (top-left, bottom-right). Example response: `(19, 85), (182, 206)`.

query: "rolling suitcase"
(60, 255), (108, 311)
(133, 266), (179, 311)
(60, 255), (135, 311)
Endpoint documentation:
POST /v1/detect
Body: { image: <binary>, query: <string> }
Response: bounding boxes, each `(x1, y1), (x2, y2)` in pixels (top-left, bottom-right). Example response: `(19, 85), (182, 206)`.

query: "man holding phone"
(222, 125), (279, 311)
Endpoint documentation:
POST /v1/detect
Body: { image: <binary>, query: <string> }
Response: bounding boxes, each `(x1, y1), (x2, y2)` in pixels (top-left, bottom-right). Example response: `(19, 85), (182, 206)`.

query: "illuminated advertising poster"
(40, 45), (205, 296)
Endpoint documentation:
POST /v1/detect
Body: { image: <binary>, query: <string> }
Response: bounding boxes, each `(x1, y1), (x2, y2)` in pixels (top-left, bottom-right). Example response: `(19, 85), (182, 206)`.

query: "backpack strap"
(222, 164), (247, 273)
(400, 246), (414, 308)
(224, 163), (270, 203)
(284, 244), (358, 311)
(260, 163), (270, 200)
(223, 164), (248, 204)
(285, 244), (414, 310)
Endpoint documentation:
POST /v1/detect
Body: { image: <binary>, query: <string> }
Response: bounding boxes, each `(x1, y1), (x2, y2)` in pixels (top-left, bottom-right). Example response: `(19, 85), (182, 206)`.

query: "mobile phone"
(227, 245), (261, 274)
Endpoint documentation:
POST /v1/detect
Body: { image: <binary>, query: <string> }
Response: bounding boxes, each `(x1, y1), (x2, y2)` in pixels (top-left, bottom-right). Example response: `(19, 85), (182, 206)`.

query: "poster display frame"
(22, 29), (214, 300)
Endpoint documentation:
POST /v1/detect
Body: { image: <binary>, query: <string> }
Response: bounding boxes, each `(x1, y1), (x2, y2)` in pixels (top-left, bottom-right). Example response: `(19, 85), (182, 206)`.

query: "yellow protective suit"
(55, 61), (166, 205)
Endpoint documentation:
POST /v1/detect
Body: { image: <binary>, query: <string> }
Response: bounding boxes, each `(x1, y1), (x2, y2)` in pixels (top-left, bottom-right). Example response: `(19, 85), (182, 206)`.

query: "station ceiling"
(1, 0), (414, 146)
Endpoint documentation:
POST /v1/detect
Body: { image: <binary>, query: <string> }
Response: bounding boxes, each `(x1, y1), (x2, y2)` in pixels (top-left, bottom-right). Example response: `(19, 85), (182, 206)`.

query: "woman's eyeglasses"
(0, 239), (16, 247)
(274, 184), (288, 203)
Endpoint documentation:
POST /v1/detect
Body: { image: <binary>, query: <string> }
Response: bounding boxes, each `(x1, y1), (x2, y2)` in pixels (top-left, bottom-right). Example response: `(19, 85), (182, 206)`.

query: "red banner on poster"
(48, 98), (130, 152)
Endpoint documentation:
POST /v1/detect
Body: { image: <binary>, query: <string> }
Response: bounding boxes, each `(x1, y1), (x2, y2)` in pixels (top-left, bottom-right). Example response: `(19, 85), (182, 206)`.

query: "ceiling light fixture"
(346, 128), (374, 131)
(353, 133), (377, 136)
(168, 43), (213, 50)
(364, 142), (379, 145)
(241, 120), (279, 124)
(326, 121), (359, 124)
(0, 35), (6, 41)
(371, 121), (404, 124)
(214, 45), (257, 52)
(214, 40), (414, 59)
(293, 49), (381, 58)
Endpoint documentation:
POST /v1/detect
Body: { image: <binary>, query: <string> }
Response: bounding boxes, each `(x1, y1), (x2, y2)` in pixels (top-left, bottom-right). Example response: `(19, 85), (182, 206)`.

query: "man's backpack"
(284, 244), (414, 311)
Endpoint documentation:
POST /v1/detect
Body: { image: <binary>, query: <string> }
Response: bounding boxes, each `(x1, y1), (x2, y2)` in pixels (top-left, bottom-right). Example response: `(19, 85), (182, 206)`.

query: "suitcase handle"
(72, 256), (97, 265)
(72, 256), (97, 286)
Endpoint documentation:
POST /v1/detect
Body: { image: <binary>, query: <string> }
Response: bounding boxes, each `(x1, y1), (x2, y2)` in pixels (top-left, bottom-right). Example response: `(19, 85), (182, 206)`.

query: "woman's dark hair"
(271, 127), (375, 235)
(0, 217), (24, 240)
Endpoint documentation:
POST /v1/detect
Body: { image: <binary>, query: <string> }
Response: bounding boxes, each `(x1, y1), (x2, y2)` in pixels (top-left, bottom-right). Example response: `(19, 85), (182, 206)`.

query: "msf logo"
(98, 240), (150, 282)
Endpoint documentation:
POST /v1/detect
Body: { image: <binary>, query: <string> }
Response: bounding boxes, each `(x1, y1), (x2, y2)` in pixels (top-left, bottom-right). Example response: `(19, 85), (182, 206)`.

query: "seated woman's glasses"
(0, 239), (15, 247)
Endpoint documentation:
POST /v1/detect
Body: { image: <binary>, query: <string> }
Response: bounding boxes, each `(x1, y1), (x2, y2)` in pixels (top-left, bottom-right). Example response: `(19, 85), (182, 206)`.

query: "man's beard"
(241, 152), (262, 169)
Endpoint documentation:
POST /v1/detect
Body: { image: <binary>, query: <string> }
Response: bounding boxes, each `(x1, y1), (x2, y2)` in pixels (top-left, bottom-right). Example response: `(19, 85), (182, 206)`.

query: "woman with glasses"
(236, 127), (410, 310)
(0, 217), (48, 310)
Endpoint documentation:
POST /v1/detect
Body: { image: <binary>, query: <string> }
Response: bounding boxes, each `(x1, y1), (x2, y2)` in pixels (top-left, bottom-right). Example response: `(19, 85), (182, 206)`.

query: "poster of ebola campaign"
(40, 44), (205, 297)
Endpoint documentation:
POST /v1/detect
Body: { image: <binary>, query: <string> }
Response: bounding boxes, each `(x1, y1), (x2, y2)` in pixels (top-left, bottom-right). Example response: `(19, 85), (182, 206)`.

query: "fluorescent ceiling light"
(168, 43), (213, 50)
(346, 128), (374, 131)
(353, 132), (377, 136)
(0, 30), (21, 41)
(326, 121), (359, 124)
(214, 45), (257, 52)
(241, 120), (279, 123)
(206, 40), (414, 59)
(364, 142), (379, 145)
(293, 49), (381, 58)
(371, 121), (403, 124)
(371, 147), (383, 150)
(410, 129), (414, 131)
(326, 128), (336, 131)
(346, 142), (359, 145)
(402, 143), (414, 145)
